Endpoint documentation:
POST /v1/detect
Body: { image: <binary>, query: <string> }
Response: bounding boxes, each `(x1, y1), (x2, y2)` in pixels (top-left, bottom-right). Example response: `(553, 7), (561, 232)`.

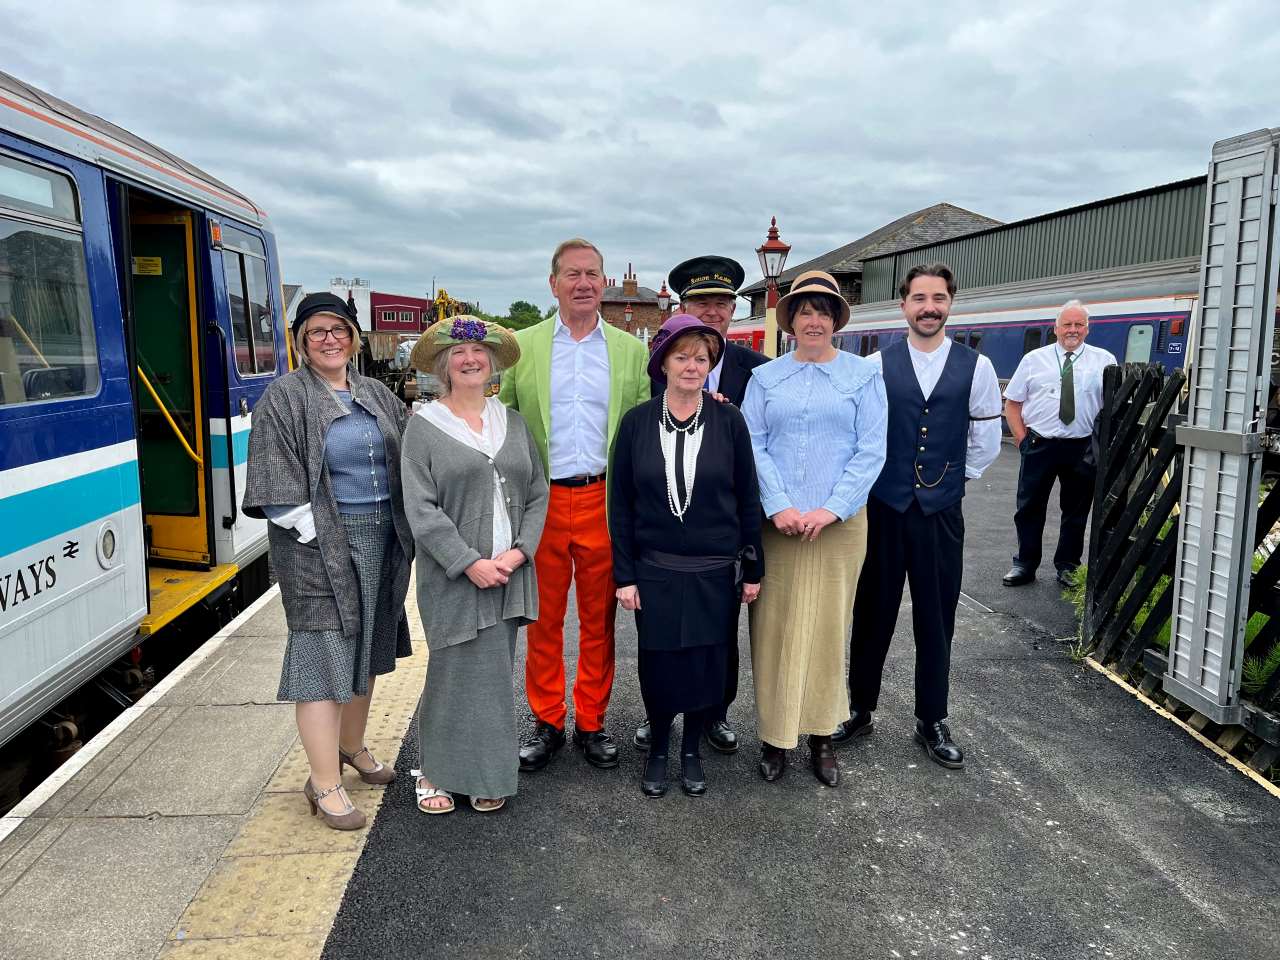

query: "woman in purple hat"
(609, 314), (764, 798)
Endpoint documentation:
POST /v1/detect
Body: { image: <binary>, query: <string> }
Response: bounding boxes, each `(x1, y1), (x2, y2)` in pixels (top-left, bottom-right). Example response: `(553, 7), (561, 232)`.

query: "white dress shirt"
(1004, 341), (1117, 439)
(548, 313), (610, 479)
(417, 396), (512, 556)
(869, 336), (1003, 479)
(705, 352), (725, 394)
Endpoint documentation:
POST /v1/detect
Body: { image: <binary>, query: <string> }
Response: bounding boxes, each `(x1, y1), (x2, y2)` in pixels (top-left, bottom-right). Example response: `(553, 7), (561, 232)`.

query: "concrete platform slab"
(160, 635), (288, 707)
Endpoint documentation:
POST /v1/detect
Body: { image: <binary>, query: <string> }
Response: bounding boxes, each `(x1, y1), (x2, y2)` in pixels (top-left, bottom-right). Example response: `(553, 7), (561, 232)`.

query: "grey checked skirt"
(277, 510), (404, 703)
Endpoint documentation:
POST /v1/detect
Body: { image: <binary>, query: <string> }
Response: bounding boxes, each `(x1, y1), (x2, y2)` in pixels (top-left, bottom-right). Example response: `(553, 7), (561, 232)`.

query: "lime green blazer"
(498, 316), (650, 478)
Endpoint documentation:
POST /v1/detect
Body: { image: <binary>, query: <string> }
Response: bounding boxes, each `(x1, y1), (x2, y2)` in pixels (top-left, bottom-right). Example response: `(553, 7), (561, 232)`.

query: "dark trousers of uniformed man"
(849, 496), (964, 725)
(1012, 432), (1095, 573)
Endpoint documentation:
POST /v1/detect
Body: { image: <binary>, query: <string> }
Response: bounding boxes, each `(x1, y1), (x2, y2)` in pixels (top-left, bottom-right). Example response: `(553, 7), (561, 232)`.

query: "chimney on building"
(622, 263), (638, 298)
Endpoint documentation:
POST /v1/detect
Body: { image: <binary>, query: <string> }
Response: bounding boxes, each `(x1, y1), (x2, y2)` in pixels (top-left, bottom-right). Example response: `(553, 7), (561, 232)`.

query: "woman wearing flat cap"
(243, 292), (414, 831)
(741, 270), (887, 787)
(610, 314), (763, 798)
(400, 316), (548, 814)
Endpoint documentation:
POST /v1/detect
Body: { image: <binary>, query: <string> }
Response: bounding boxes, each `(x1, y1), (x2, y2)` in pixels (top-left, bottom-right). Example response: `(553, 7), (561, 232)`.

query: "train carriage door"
(1124, 322), (1155, 363)
(130, 211), (210, 565)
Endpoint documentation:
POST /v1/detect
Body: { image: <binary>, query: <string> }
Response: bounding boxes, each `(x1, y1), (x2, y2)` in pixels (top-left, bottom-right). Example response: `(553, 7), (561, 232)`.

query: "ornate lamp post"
(756, 216), (792, 357)
(657, 280), (671, 320)
(623, 302), (634, 334)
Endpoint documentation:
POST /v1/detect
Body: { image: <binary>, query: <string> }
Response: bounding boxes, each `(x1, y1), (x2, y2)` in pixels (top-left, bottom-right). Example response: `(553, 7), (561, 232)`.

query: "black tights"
(649, 708), (713, 757)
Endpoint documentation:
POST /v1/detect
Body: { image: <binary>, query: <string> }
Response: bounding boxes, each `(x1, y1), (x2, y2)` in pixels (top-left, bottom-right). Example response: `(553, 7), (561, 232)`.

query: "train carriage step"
(140, 563), (238, 636)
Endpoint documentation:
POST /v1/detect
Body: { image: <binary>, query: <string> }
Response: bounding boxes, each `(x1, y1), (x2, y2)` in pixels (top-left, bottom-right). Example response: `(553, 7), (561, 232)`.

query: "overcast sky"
(4, 0), (1280, 316)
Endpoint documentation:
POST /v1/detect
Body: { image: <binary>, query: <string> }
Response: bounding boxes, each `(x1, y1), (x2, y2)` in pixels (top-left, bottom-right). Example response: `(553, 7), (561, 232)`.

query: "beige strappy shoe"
(303, 778), (366, 831)
(339, 745), (396, 785)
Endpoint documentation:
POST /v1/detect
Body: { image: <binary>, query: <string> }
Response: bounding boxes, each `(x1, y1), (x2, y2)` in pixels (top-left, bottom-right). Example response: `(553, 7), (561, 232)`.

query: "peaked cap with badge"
(668, 255), (746, 300)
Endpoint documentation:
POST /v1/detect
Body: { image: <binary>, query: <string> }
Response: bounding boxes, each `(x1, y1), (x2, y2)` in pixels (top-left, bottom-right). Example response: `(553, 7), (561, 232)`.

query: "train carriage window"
(0, 155), (97, 406)
(220, 222), (276, 375)
(1022, 327), (1043, 356)
(1125, 323), (1154, 364)
(969, 330), (983, 353)
(865, 333), (878, 356)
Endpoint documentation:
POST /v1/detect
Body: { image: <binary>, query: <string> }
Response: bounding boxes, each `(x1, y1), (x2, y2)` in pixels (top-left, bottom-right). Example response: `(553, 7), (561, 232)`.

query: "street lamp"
(657, 281), (671, 319)
(756, 215), (791, 357)
(623, 302), (634, 333)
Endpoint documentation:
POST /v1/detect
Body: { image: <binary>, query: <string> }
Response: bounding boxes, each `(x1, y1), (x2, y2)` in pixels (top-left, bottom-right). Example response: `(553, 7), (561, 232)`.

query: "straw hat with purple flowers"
(410, 315), (521, 373)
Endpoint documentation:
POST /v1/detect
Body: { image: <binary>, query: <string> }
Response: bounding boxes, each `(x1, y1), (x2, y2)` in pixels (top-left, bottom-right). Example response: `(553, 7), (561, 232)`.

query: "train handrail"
(5, 312), (51, 368)
(136, 365), (203, 466)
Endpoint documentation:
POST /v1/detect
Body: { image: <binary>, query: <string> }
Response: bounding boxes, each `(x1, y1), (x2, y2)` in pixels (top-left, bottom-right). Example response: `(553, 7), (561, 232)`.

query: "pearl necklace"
(660, 391), (704, 520)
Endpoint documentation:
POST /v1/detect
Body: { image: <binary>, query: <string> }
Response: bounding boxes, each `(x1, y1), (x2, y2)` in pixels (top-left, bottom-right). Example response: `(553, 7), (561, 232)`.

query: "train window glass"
(1022, 327), (1042, 356)
(1125, 323), (1154, 364)
(0, 153), (78, 223)
(867, 333), (878, 355)
(221, 224), (275, 376)
(245, 256), (275, 373)
(969, 331), (983, 353)
(223, 254), (251, 373)
(0, 217), (98, 405)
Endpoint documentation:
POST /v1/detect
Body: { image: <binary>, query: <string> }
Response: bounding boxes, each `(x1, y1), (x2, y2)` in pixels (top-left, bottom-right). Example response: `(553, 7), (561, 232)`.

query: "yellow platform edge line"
(1084, 656), (1280, 800)
(140, 563), (239, 635)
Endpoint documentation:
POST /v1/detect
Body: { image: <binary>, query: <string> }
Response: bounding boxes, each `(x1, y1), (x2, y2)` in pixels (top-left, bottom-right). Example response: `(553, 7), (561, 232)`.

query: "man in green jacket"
(499, 238), (649, 772)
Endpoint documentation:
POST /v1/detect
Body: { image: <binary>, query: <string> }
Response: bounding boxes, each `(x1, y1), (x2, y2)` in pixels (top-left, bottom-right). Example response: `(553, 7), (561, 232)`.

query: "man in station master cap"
(632, 254), (768, 757)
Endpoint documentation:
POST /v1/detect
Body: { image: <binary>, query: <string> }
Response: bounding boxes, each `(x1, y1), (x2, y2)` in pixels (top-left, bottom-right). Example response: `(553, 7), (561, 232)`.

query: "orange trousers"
(526, 482), (616, 732)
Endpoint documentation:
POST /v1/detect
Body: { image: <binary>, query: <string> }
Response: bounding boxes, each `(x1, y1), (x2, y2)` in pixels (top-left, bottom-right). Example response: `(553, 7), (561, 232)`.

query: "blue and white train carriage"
(0, 72), (287, 746)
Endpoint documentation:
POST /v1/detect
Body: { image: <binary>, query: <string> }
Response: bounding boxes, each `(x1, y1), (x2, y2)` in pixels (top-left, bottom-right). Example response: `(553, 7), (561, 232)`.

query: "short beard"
(907, 314), (947, 339)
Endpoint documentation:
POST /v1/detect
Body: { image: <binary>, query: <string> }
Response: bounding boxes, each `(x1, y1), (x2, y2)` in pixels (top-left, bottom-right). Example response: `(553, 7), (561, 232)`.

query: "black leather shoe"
(1002, 566), (1035, 587)
(832, 708), (874, 744)
(633, 719), (652, 751)
(573, 727), (620, 769)
(641, 753), (668, 798)
(680, 753), (706, 796)
(758, 744), (786, 782)
(808, 735), (839, 787)
(1055, 566), (1079, 589)
(518, 721), (565, 772)
(914, 720), (964, 769)
(703, 719), (738, 754)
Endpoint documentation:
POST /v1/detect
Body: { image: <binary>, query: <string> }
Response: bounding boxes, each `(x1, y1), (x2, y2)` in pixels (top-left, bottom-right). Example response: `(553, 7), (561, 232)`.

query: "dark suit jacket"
(650, 341), (769, 406)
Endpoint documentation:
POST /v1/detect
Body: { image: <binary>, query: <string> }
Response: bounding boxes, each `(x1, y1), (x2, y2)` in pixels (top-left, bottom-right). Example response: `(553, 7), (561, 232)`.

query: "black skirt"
(637, 644), (728, 716)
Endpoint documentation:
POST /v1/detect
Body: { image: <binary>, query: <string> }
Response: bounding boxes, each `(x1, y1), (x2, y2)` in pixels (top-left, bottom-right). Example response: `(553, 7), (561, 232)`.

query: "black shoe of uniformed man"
(573, 726), (620, 768)
(1055, 566), (1079, 589)
(703, 719), (738, 754)
(832, 708), (874, 744)
(1002, 565), (1035, 587)
(519, 721), (566, 772)
(914, 720), (964, 769)
(633, 719), (652, 751)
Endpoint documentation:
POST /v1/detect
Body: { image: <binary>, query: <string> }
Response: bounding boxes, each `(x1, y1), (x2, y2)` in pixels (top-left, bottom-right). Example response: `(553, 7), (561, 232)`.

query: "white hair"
(1056, 299), (1090, 322)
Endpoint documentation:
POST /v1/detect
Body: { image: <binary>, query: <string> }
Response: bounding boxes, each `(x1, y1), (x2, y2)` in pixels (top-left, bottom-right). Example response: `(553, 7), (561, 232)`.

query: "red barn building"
(370, 291), (433, 333)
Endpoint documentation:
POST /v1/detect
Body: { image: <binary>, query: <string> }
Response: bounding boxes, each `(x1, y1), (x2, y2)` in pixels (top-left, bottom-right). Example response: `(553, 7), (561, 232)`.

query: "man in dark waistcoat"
(633, 255), (767, 755)
(835, 263), (1003, 768)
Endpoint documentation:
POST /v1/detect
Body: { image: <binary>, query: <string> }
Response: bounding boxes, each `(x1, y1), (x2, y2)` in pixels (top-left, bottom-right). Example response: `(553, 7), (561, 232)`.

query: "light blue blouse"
(741, 351), (888, 520)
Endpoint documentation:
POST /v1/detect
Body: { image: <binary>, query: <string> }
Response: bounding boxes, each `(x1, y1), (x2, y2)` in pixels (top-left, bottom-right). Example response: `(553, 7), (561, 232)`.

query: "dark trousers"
(714, 616), (739, 722)
(1012, 433), (1095, 572)
(848, 497), (964, 726)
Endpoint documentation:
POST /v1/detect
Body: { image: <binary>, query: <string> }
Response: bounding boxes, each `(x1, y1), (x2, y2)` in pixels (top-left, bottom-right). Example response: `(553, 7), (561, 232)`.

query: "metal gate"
(1168, 129), (1280, 723)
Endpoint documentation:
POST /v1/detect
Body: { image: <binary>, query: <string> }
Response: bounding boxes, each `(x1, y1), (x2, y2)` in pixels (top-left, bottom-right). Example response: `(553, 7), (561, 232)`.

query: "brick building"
(601, 263), (672, 338)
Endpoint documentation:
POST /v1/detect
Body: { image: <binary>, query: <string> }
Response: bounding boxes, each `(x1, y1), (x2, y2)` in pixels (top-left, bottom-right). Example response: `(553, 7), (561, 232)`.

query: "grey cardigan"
(243, 365), (413, 654)
(400, 409), (548, 651)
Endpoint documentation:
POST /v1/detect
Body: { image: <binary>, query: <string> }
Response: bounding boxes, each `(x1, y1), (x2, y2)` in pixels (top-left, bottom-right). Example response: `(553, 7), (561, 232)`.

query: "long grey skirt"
(417, 620), (519, 800)
(277, 511), (403, 703)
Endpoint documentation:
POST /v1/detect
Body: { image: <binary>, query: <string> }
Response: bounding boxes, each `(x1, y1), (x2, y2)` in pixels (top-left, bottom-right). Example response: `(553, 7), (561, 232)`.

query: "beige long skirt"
(749, 512), (868, 749)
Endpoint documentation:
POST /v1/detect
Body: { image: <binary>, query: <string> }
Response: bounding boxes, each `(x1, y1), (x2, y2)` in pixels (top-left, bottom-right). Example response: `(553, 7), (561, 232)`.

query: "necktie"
(1059, 351), (1075, 424)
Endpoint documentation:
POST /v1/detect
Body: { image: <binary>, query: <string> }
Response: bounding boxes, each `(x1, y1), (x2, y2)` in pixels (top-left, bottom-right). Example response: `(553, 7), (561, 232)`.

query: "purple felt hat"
(647, 313), (726, 384)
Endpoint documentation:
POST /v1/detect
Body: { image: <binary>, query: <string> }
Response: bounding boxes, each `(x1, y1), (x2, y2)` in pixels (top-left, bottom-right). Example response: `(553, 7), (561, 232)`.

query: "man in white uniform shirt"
(1002, 299), (1117, 589)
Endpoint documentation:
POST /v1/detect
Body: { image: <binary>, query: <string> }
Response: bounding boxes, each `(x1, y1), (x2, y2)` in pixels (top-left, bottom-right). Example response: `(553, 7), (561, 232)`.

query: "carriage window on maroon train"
(1022, 327), (1043, 356)
(0, 159), (98, 407)
(1124, 323), (1154, 364)
(220, 223), (276, 376)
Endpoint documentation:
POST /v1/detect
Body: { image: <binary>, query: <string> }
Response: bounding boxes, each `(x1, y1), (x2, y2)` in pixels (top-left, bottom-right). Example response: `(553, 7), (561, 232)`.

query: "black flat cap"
(292, 292), (359, 338)
(669, 255), (746, 300)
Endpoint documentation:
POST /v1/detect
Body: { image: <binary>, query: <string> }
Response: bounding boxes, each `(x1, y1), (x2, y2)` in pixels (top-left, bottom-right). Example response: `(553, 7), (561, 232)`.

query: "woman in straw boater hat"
(400, 316), (548, 814)
(609, 314), (764, 799)
(740, 270), (887, 787)
(243, 293), (414, 831)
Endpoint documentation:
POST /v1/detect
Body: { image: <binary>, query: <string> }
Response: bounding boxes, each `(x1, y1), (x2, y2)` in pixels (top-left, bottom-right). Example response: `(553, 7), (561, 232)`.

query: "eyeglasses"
(305, 325), (353, 343)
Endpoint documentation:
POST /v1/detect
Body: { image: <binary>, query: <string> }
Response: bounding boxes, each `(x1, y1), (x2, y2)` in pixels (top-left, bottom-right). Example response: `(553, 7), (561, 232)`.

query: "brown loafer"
(340, 745), (396, 785)
(809, 734), (839, 787)
(758, 744), (786, 782)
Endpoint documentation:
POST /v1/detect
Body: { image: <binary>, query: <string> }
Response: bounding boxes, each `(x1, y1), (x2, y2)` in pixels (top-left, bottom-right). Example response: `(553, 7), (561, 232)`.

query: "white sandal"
(411, 769), (454, 815)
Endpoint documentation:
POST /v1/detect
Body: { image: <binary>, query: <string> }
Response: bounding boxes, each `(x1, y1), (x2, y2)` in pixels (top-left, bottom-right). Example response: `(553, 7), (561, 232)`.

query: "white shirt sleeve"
(966, 356), (1004, 479)
(1003, 355), (1032, 403)
(263, 502), (316, 543)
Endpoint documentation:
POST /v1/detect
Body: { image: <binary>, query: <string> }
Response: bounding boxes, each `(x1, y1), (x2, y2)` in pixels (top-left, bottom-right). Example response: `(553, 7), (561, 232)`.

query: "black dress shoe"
(680, 753), (706, 796)
(518, 721), (565, 772)
(1055, 566), (1079, 588)
(832, 708), (874, 744)
(914, 720), (964, 769)
(703, 719), (738, 754)
(573, 727), (620, 769)
(808, 734), (839, 787)
(1002, 566), (1035, 587)
(641, 753), (668, 798)
(633, 719), (652, 751)
(758, 744), (786, 782)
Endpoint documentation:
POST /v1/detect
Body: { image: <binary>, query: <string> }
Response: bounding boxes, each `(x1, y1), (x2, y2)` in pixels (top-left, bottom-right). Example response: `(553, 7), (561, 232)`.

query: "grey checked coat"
(243, 365), (413, 657)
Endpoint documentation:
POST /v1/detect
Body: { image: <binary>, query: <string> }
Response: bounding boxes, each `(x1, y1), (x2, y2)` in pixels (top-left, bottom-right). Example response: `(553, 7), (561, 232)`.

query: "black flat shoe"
(518, 721), (565, 772)
(680, 753), (706, 797)
(808, 734), (839, 787)
(633, 718), (652, 751)
(914, 720), (965, 769)
(641, 753), (668, 798)
(703, 719), (738, 754)
(832, 708), (874, 744)
(758, 744), (786, 782)
(1002, 566), (1035, 587)
(573, 727), (620, 769)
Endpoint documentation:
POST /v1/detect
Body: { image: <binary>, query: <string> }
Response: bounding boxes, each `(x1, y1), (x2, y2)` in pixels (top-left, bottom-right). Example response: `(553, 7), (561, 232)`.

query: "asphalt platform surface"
(324, 446), (1280, 960)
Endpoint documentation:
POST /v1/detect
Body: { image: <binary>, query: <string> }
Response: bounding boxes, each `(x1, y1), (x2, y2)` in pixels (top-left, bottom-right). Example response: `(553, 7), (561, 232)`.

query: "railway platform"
(0, 448), (1277, 960)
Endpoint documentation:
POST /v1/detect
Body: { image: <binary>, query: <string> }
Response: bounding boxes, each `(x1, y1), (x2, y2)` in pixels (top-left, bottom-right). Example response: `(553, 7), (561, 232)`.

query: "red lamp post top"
(757, 216), (791, 310)
(657, 280), (671, 314)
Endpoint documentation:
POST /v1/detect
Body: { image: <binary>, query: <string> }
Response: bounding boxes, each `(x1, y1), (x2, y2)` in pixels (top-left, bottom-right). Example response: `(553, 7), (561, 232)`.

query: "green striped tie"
(1059, 351), (1075, 424)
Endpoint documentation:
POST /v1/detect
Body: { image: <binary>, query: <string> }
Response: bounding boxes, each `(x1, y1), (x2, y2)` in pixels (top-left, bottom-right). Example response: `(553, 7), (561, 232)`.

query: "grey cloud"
(449, 86), (562, 142)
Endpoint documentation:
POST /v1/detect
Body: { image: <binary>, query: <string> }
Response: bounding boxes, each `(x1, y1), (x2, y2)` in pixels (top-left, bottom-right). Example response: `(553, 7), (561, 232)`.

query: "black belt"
(550, 472), (606, 487)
